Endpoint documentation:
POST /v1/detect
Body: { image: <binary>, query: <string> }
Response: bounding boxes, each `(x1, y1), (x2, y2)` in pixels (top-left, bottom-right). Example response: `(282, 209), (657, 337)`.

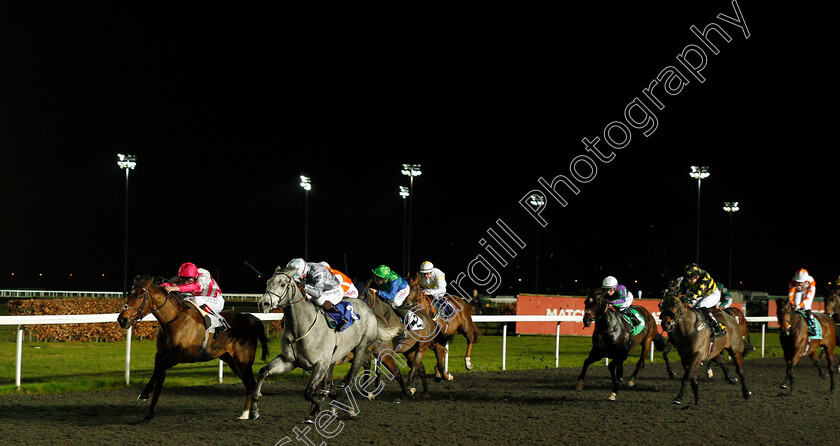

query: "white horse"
(253, 266), (398, 422)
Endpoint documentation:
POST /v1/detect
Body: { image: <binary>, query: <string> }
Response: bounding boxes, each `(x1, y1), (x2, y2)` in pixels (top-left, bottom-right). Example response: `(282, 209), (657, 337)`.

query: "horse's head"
(258, 266), (299, 313)
(825, 288), (840, 318)
(775, 297), (793, 336)
(658, 291), (685, 333)
(117, 275), (158, 329)
(582, 289), (608, 328)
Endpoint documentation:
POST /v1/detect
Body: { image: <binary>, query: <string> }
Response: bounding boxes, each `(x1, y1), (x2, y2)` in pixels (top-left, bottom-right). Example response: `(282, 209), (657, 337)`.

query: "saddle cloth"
(185, 300), (229, 334)
(795, 310), (822, 340)
(619, 308), (645, 336)
(324, 301), (361, 333)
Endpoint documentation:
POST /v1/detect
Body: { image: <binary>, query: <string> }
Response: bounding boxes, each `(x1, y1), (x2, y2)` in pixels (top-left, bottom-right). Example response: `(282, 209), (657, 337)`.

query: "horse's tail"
(375, 320), (402, 345)
(257, 320), (270, 361)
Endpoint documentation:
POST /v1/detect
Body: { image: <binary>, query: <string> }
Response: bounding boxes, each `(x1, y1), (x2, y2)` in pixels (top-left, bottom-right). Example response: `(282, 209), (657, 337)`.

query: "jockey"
(287, 258), (343, 314)
(320, 262), (359, 299)
(601, 276), (637, 324)
(418, 261), (452, 320)
(162, 262), (228, 333)
(680, 263), (726, 337)
(370, 265), (411, 319)
(715, 284), (733, 309)
(788, 268), (817, 336)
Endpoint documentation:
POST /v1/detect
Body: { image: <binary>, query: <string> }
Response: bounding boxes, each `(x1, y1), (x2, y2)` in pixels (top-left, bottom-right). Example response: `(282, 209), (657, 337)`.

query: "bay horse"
(357, 280), (442, 398)
(253, 266), (399, 422)
(659, 291), (751, 405)
(575, 289), (658, 400)
(775, 297), (836, 394)
(407, 273), (481, 379)
(117, 275), (269, 420)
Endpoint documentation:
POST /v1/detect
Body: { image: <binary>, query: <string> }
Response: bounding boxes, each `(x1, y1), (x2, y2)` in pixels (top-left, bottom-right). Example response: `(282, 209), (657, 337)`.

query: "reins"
(122, 284), (178, 326)
(269, 273), (318, 344)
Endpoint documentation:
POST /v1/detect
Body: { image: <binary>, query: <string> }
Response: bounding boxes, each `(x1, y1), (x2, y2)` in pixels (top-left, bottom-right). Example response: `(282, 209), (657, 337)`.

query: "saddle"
(185, 300), (229, 335)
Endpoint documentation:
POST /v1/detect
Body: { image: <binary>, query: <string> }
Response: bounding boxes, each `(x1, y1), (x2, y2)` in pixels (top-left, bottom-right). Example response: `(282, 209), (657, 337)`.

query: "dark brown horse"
(659, 292), (750, 405)
(117, 275), (269, 420)
(575, 289), (658, 400)
(358, 280), (442, 398)
(407, 273), (481, 380)
(775, 297), (836, 394)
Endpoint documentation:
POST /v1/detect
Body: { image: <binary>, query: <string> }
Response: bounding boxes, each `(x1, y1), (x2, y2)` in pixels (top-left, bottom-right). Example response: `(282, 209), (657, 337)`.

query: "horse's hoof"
(409, 387), (416, 396)
(627, 379), (636, 388)
(434, 374), (442, 383)
(367, 392), (375, 401)
(138, 393), (149, 402)
(575, 380), (584, 391)
(727, 377), (738, 385)
(668, 371), (677, 379)
(303, 418), (314, 424)
(607, 392), (617, 401)
(445, 373), (454, 381)
(707, 369), (714, 379)
(743, 390), (752, 399)
(779, 383), (788, 390)
(465, 361), (474, 371)
(672, 398), (682, 405)
(616, 378), (624, 384)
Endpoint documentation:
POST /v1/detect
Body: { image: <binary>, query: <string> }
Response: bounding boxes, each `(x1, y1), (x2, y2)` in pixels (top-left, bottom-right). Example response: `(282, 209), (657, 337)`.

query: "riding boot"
(321, 301), (344, 331)
(702, 307), (726, 337)
(805, 309), (816, 336)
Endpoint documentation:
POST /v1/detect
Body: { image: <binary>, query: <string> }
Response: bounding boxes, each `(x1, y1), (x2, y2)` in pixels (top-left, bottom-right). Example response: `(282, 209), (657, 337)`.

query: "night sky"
(1, 2), (836, 297)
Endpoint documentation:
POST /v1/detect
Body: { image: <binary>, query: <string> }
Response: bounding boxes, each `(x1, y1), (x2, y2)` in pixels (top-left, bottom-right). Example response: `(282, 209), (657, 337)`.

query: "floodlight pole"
(117, 154), (137, 294)
(723, 202), (740, 288)
(300, 176), (311, 259)
(401, 164), (421, 273)
(400, 186), (410, 275)
(689, 166), (709, 264)
(529, 194), (545, 293)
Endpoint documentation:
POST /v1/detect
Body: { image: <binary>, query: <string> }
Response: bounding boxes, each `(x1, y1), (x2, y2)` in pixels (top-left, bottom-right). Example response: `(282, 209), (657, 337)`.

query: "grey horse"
(253, 266), (398, 422)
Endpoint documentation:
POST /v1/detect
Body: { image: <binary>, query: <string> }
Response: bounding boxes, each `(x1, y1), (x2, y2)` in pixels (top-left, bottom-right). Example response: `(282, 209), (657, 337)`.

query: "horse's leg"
(627, 338), (652, 387)
(673, 351), (702, 405)
(377, 352), (410, 397)
(228, 345), (261, 420)
(662, 343), (678, 379)
(713, 353), (738, 385)
(461, 321), (477, 371)
(138, 352), (165, 401)
(731, 350), (751, 399)
(254, 354), (296, 402)
(140, 348), (183, 420)
(403, 351), (421, 397)
(809, 344), (826, 379)
(575, 349), (604, 391)
(304, 362), (332, 423)
(430, 342), (453, 382)
(826, 347), (836, 393)
(606, 359), (623, 401)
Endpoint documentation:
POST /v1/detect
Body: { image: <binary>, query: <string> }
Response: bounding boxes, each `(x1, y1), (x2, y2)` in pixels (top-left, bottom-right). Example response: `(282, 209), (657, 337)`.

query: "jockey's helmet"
(286, 258), (308, 279)
(419, 261), (434, 274)
(372, 265), (391, 279)
(601, 276), (618, 289)
(684, 263), (701, 277)
(178, 262), (199, 278)
(793, 268), (809, 283)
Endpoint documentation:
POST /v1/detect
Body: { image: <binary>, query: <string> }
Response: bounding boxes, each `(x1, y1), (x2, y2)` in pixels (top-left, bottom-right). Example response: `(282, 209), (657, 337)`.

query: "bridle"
(120, 283), (175, 326)
(659, 294), (687, 333)
(584, 294), (619, 333)
(265, 272), (318, 343)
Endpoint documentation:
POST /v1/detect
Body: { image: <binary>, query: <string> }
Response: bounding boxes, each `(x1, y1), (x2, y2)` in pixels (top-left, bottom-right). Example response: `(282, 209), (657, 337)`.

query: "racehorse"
(357, 280), (441, 398)
(253, 266), (399, 422)
(775, 297), (836, 394)
(575, 289), (658, 400)
(117, 275), (269, 420)
(407, 273), (481, 379)
(659, 291), (751, 405)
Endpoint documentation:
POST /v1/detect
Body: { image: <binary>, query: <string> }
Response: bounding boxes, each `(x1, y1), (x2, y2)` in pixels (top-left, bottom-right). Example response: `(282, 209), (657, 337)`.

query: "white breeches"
(310, 287), (344, 306)
(390, 287), (411, 308)
(692, 289), (721, 309)
(188, 295), (224, 314)
(791, 291), (813, 310)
